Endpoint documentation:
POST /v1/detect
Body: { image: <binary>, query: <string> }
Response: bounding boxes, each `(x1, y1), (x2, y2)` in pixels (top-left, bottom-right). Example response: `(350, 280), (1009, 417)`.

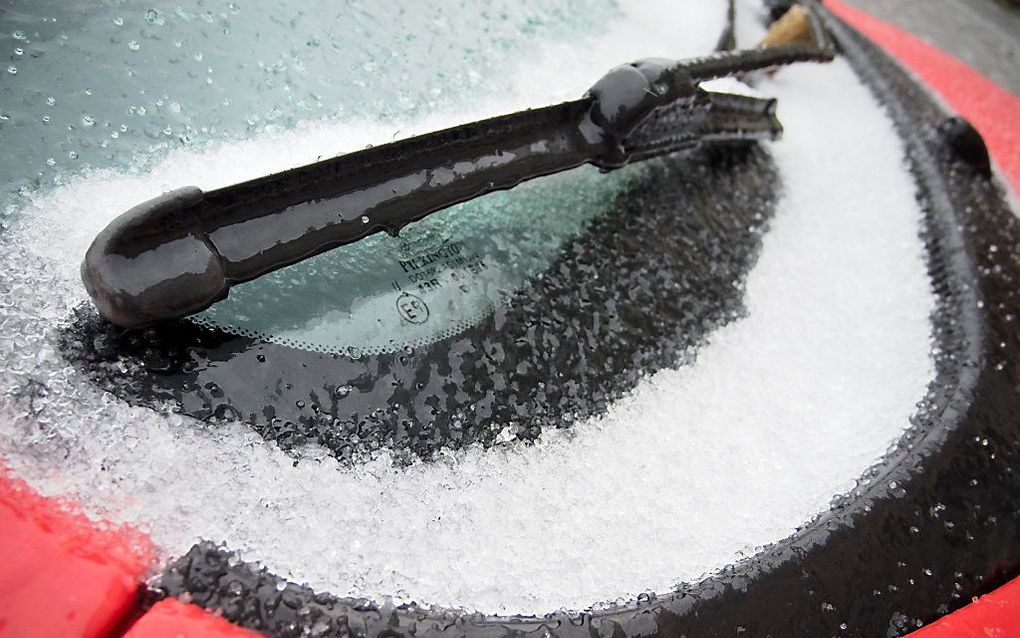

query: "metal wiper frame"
(81, 6), (834, 329)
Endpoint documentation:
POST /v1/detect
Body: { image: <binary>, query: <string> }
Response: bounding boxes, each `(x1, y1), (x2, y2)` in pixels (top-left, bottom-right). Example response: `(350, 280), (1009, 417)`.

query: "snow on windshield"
(0, 0), (934, 617)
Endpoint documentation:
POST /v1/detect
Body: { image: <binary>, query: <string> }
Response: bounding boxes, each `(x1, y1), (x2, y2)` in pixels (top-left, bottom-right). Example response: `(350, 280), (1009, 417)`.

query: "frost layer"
(0, 0), (933, 618)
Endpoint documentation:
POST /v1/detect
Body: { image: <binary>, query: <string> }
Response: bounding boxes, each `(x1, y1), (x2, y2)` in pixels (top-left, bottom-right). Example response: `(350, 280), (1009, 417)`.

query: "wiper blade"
(82, 14), (834, 329)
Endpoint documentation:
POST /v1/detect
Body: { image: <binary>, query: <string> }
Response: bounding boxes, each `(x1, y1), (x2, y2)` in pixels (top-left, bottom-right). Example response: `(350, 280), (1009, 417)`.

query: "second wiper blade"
(83, 23), (834, 329)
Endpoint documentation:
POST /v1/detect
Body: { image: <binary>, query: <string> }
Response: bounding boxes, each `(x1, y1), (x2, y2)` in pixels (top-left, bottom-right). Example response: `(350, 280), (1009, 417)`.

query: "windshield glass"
(192, 164), (644, 354)
(0, 0), (615, 208)
(1, 0), (703, 352)
(0, 0), (945, 621)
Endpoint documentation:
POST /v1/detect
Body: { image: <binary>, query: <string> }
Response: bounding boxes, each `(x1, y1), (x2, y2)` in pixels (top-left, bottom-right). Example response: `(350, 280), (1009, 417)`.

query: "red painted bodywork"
(908, 576), (1020, 637)
(0, 468), (153, 638)
(825, 0), (1020, 196)
(122, 599), (264, 638)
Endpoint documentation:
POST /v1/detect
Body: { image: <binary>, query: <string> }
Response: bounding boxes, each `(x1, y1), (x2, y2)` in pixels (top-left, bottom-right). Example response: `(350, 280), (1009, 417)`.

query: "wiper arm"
(82, 14), (834, 329)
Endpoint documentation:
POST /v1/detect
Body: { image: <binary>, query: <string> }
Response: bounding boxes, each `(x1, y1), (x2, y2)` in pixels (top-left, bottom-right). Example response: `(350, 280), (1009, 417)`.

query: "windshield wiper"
(82, 9), (834, 329)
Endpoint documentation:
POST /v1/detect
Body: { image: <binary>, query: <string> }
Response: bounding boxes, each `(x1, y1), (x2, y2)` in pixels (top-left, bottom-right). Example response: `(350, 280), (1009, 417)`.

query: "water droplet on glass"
(46, 96), (56, 106)
(81, 114), (96, 127)
(45, 158), (55, 166)
(128, 40), (141, 51)
(361, 215), (369, 224)
(6, 65), (16, 75)
(113, 16), (124, 26)
(12, 30), (26, 40)
(13, 47), (24, 56)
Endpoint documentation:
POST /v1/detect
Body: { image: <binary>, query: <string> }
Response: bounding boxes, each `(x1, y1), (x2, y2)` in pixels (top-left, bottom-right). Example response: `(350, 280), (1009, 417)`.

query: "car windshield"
(2, 0), (734, 353)
(4, 0), (979, 628)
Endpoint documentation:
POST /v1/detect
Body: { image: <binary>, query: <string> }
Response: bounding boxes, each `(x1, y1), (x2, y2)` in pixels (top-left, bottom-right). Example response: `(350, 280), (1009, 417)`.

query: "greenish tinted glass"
(193, 162), (647, 354)
(0, 0), (618, 209)
(1, 0), (639, 351)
